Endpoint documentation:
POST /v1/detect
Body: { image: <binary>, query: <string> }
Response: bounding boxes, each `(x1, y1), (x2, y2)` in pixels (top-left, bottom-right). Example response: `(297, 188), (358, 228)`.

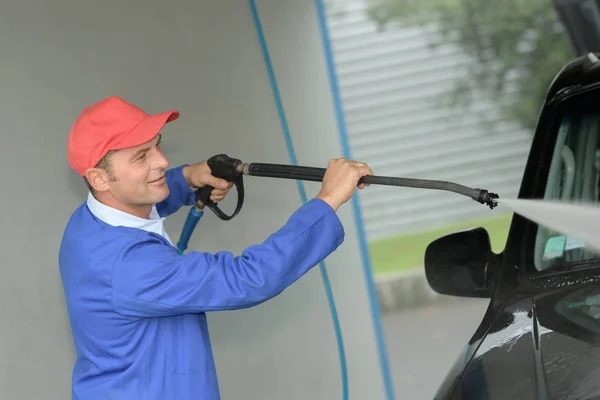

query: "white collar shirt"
(86, 192), (174, 245)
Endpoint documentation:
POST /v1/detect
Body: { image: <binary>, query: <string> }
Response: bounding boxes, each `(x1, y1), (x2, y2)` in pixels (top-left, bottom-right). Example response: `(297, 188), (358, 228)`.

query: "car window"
(533, 107), (600, 271)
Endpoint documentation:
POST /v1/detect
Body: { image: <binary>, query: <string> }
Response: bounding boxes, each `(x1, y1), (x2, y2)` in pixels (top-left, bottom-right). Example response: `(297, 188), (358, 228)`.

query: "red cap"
(68, 96), (179, 176)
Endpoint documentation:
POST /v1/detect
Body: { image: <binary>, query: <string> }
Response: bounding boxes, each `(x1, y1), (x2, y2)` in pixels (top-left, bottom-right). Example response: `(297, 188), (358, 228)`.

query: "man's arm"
(155, 165), (196, 217)
(156, 161), (232, 218)
(111, 198), (344, 317)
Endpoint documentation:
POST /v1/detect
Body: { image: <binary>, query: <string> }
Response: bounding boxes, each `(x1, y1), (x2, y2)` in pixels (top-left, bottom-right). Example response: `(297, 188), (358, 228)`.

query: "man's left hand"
(183, 162), (233, 203)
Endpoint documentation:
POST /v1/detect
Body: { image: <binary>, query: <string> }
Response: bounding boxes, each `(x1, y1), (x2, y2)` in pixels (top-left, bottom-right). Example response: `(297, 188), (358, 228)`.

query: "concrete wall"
(0, 1), (388, 399)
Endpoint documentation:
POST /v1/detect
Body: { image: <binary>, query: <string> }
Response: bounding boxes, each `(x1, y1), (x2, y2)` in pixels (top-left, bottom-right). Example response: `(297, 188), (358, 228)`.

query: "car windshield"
(534, 106), (600, 271)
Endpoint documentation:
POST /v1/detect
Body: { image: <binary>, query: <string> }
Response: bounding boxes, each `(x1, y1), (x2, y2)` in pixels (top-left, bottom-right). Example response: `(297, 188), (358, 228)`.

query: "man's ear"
(84, 168), (112, 192)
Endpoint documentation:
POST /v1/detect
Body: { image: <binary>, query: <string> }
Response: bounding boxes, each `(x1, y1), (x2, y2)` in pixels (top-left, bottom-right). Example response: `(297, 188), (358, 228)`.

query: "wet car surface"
(425, 53), (600, 399)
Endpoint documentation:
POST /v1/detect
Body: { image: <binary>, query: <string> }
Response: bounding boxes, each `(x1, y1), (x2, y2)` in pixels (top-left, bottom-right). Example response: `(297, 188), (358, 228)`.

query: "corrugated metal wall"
(325, 0), (533, 240)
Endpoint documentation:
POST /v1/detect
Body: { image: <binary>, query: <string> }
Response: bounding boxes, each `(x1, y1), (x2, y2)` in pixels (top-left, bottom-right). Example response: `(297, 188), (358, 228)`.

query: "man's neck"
(92, 193), (152, 219)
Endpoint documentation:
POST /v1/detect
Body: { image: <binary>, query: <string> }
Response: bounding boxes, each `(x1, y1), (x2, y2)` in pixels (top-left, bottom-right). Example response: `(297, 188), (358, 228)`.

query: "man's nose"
(153, 149), (169, 169)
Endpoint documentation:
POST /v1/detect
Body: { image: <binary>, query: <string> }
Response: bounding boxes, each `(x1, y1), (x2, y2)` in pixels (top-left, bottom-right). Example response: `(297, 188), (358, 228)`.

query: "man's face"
(97, 134), (170, 213)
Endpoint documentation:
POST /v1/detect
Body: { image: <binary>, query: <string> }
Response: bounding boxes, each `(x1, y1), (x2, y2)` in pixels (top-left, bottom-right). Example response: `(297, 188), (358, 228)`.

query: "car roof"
(546, 52), (600, 101)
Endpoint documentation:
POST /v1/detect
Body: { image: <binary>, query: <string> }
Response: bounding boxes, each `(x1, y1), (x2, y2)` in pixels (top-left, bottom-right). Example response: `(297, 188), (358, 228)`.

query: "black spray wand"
(192, 154), (499, 221)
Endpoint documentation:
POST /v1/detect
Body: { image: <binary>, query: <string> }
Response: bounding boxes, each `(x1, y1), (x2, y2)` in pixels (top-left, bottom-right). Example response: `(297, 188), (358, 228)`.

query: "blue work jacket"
(58, 165), (345, 399)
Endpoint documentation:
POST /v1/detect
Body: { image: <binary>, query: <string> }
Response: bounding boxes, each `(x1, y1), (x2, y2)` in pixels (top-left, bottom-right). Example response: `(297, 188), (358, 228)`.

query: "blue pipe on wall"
(313, 1), (396, 399)
(247, 1), (349, 400)
(177, 3), (395, 399)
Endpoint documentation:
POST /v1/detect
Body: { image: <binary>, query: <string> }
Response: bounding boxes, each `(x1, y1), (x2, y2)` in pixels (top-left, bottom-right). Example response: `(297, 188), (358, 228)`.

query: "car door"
(428, 54), (600, 400)
(520, 76), (600, 400)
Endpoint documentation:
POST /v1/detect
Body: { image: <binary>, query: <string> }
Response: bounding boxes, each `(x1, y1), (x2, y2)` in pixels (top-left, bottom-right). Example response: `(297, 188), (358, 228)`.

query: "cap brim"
(112, 110), (179, 150)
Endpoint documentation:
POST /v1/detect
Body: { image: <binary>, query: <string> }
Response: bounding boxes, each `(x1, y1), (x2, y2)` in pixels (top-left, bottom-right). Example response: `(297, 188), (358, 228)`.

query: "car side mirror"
(424, 227), (501, 298)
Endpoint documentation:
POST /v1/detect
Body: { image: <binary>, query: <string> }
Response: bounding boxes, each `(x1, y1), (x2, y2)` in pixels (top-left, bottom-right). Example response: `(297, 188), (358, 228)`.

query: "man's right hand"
(316, 158), (373, 211)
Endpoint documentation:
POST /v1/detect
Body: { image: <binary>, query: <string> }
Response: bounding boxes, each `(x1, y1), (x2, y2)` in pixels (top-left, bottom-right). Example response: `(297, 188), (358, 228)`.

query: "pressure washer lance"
(176, 154), (499, 253)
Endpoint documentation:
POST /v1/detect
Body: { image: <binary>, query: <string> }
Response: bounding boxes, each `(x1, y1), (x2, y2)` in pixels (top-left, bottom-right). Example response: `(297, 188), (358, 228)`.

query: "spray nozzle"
(474, 189), (499, 210)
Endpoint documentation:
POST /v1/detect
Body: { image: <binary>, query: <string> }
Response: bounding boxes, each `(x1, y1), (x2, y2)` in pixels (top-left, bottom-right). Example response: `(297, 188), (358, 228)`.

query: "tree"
(365, 0), (575, 132)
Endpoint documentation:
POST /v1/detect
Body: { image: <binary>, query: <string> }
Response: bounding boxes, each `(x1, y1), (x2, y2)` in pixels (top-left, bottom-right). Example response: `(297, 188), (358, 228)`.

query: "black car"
(424, 53), (600, 399)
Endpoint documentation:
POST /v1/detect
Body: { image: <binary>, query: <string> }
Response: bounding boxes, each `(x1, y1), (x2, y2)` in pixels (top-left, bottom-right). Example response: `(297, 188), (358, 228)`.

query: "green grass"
(368, 212), (514, 276)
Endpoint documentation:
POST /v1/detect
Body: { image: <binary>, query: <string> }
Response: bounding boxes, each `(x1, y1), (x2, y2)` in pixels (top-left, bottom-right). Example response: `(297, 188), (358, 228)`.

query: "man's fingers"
(365, 167), (373, 186)
(203, 175), (231, 190)
(210, 186), (231, 202)
(355, 163), (373, 187)
(211, 188), (229, 196)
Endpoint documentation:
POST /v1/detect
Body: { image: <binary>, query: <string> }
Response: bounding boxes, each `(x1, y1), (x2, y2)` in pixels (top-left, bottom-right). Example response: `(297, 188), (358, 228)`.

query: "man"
(59, 95), (372, 400)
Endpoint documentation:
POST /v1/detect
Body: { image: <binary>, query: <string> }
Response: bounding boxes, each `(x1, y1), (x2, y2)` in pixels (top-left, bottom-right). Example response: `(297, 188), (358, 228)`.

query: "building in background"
(321, 0), (580, 274)
(325, 0), (532, 241)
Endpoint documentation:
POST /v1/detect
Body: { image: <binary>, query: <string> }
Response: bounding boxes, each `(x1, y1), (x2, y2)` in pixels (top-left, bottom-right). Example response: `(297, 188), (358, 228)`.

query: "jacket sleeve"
(111, 198), (345, 317)
(155, 165), (195, 217)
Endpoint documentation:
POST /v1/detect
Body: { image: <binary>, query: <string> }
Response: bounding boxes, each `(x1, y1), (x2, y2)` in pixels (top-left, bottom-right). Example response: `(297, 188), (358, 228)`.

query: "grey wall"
(0, 1), (388, 399)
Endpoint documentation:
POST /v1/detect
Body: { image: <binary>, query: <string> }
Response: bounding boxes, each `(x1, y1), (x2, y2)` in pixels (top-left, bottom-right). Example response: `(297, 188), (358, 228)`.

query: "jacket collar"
(86, 192), (173, 244)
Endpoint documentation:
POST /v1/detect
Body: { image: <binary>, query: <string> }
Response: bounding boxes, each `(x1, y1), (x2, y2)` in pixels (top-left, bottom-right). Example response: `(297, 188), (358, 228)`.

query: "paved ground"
(381, 297), (490, 399)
